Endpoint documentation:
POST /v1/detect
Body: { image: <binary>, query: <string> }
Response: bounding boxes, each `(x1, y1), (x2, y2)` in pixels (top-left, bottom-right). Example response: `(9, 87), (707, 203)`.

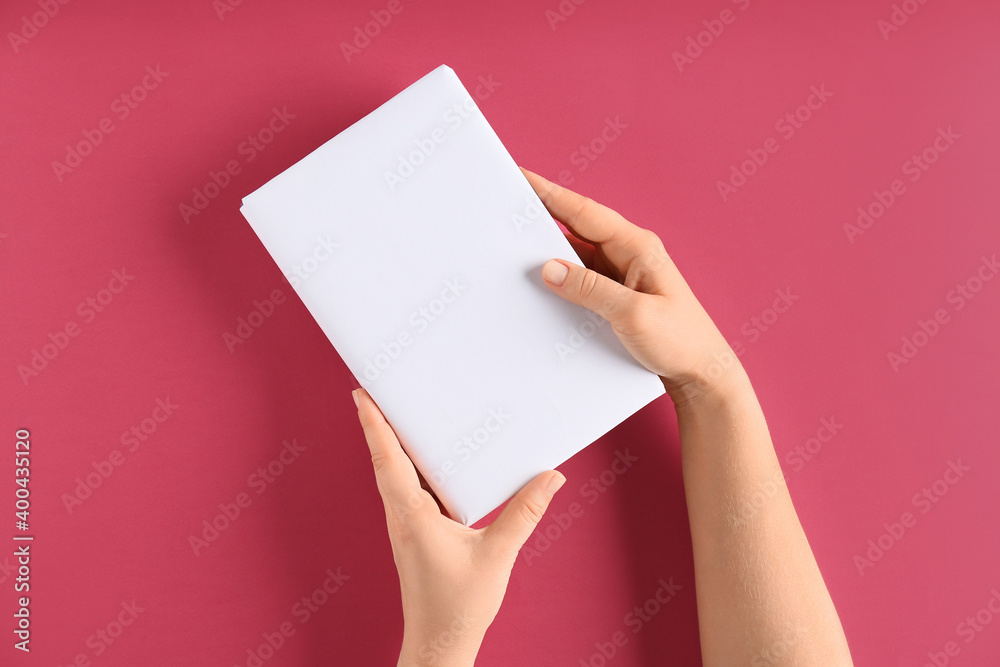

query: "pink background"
(2, 0), (999, 665)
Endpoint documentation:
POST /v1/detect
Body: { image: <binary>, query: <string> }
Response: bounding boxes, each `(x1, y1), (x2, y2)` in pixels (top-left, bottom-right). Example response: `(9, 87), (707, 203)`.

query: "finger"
(354, 388), (429, 514)
(520, 167), (649, 267)
(484, 471), (566, 557)
(416, 467), (448, 516)
(564, 231), (596, 268)
(541, 257), (641, 325)
(589, 240), (628, 283)
(523, 168), (677, 296)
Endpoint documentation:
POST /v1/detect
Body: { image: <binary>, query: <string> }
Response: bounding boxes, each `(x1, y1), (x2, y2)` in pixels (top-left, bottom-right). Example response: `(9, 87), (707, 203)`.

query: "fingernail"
(352, 389), (359, 408)
(546, 472), (566, 493)
(542, 260), (568, 286)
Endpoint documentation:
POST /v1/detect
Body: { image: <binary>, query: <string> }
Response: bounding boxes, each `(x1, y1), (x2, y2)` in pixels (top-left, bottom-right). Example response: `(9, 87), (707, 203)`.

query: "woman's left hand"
(353, 388), (567, 667)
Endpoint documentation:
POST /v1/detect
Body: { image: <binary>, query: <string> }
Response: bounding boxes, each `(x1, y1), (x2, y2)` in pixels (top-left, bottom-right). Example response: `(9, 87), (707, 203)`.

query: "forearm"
(671, 361), (853, 666)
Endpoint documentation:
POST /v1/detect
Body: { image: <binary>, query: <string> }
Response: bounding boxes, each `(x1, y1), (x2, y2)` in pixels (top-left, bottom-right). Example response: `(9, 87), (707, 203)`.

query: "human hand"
(353, 387), (566, 667)
(521, 167), (743, 408)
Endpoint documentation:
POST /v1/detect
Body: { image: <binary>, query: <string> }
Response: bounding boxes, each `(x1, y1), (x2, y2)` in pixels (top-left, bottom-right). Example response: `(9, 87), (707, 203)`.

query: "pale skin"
(353, 167), (854, 666)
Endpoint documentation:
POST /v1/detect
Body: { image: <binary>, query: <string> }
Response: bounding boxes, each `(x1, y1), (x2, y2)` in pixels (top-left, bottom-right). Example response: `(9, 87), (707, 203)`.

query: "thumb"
(542, 259), (636, 324)
(484, 471), (567, 556)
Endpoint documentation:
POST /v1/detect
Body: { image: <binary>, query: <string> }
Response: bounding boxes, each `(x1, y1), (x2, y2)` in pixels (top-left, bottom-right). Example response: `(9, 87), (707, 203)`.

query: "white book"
(240, 65), (665, 525)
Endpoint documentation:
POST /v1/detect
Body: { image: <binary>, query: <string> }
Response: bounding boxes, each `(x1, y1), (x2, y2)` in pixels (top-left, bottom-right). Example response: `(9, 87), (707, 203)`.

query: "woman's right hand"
(521, 167), (743, 408)
(523, 168), (856, 665)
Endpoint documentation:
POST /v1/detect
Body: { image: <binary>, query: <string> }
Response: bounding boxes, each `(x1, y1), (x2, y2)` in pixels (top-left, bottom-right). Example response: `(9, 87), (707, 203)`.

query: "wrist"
(397, 635), (482, 667)
(397, 617), (486, 667)
(665, 347), (751, 415)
